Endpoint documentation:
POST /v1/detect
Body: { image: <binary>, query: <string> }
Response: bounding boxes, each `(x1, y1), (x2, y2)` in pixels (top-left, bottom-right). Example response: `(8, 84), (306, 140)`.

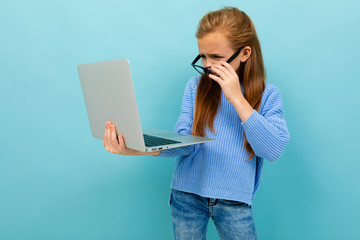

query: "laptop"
(77, 58), (214, 152)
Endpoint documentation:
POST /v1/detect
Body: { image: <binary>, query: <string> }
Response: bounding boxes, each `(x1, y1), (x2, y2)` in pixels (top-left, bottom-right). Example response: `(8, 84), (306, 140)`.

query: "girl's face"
(197, 31), (249, 73)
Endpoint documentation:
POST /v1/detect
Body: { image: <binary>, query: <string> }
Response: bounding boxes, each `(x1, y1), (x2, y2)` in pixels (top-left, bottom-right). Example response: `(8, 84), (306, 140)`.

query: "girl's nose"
(203, 60), (215, 68)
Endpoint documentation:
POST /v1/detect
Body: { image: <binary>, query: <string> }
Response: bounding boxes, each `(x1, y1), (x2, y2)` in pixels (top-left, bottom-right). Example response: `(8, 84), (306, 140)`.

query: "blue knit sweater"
(155, 76), (290, 206)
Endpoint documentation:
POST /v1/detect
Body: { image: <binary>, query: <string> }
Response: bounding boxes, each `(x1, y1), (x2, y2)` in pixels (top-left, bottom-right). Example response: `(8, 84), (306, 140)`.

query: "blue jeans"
(170, 189), (257, 240)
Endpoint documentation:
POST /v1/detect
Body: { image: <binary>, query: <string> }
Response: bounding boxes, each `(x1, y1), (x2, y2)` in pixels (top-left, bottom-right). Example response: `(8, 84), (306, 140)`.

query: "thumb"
(118, 135), (125, 148)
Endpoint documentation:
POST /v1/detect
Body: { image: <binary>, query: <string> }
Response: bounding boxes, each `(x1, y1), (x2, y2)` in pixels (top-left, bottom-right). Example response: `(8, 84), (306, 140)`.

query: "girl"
(103, 7), (290, 240)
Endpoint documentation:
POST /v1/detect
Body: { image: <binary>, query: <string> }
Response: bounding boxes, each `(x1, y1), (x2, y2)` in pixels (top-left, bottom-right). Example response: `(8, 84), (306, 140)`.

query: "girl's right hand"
(102, 121), (160, 156)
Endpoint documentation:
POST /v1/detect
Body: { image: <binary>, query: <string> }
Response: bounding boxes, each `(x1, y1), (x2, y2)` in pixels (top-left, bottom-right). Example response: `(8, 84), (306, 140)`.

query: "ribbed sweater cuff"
(241, 109), (258, 128)
(153, 145), (195, 158)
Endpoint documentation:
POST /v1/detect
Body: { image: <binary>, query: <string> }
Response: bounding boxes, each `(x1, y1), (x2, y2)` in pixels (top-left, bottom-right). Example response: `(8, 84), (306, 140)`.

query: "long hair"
(192, 7), (266, 160)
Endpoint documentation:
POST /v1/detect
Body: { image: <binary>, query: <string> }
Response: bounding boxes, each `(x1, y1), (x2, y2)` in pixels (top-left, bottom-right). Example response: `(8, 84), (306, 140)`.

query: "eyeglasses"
(191, 46), (245, 76)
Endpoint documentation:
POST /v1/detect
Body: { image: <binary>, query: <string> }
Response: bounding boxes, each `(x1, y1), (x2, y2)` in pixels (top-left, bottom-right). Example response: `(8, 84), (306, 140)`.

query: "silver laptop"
(77, 58), (213, 152)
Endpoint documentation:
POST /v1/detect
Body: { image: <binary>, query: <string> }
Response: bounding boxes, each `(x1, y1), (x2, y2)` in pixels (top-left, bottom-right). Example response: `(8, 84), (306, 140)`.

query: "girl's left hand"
(209, 61), (244, 104)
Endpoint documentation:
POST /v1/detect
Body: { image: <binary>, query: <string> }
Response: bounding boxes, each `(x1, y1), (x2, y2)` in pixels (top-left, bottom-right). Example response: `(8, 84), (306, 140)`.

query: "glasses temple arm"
(226, 46), (244, 63)
(192, 55), (201, 65)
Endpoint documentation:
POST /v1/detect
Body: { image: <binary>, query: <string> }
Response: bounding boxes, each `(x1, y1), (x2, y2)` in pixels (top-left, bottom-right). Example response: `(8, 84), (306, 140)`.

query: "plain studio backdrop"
(1, 0), (359, 239)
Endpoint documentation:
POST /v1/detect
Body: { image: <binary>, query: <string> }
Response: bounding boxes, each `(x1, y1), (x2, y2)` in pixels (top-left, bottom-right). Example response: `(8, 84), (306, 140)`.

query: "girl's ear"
(240, 46), (252, 62)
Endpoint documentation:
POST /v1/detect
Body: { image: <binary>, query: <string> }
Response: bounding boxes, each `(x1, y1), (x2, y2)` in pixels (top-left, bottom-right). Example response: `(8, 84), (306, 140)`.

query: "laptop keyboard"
(143, 134), (181, 147)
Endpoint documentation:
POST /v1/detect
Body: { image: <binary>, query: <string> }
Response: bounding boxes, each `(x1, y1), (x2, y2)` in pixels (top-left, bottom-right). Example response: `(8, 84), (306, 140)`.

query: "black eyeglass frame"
(191, 46), (245, 76)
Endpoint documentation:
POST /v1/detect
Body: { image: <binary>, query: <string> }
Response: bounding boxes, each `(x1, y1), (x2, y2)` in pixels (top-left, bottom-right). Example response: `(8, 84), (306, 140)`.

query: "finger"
(102, 141), (105, 146)
(216, 63), (233, 77)
(104, 121), (111, 149)
(208, 74), (223, 86)
(210, 66), (226, 80)
(110, 124), (119, 147)
(220, 61), (237, 76)
(118, 135), (126, 150)
(211, 65), (231, 79)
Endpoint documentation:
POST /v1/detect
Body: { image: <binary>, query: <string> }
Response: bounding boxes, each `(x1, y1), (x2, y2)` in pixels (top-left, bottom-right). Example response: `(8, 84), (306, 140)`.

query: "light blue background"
(1, 0), (359, 239)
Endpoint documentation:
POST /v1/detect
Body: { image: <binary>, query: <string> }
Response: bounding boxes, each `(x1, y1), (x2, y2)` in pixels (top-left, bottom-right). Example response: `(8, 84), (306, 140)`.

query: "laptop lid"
(77, 58), (147, 152)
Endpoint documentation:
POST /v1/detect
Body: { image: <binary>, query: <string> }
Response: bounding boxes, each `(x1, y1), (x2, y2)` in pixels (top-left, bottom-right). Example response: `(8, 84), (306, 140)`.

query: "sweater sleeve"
(241, 85), (290, 162)
(154, 77), (197, 158)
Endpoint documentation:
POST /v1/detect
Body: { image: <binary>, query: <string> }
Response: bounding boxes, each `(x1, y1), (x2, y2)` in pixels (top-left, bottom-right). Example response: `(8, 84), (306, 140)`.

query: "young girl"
(103, 7), (290, 240)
